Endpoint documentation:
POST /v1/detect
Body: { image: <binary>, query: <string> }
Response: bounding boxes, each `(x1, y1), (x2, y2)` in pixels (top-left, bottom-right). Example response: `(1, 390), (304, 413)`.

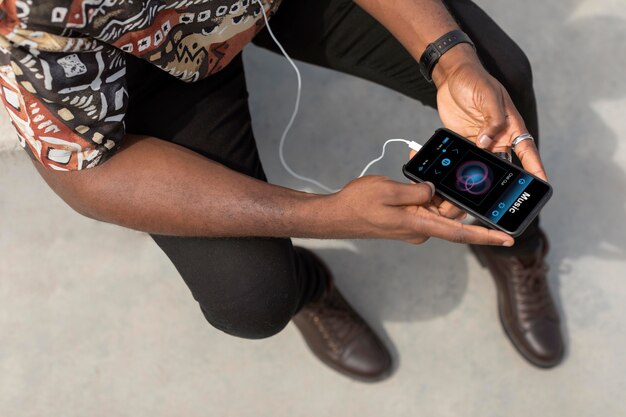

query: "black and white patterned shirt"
(0, 0), (280, 170)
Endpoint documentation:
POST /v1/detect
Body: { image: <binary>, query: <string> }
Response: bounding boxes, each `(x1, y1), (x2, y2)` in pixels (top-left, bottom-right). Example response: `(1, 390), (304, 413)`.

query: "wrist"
(285, 191), (347, 238)
(430, 43), (482, 87)
(291, 191), (372, 239)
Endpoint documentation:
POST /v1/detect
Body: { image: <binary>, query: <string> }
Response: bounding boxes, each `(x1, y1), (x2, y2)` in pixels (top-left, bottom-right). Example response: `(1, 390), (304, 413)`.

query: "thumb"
(387, 181), (436, 206)
(476, 90), (507, 150)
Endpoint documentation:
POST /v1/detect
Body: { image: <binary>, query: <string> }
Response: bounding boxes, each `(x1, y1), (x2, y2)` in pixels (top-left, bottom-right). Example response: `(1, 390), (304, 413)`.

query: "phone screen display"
(403, 129), (552, 234)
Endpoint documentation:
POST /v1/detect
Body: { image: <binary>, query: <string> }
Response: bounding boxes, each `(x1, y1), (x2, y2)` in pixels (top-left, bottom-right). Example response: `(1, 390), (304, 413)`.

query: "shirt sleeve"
(0, 27), (128, 171)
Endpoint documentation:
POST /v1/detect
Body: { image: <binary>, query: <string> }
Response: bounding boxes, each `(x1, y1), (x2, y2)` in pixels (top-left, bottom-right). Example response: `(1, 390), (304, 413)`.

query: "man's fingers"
(513, 138), (548, 181)
(415, 210), (514, 246)
(426, 204), (441, 216)
(428, 193), (466, 220)
(479, 96), (548, 182)
(436, 200), (465, 219)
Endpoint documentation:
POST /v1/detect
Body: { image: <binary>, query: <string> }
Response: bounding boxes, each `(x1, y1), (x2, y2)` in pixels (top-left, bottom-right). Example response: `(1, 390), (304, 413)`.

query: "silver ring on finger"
(511, 133), (535, 153)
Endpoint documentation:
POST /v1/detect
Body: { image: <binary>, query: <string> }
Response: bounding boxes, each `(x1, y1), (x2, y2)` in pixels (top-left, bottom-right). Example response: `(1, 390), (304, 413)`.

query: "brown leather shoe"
(291, 248), (392, 382)
(470, 230), (564, 368)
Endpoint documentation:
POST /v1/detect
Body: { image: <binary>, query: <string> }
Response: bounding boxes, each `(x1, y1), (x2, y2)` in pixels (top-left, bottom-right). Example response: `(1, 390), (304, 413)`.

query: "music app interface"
(405, 131), (550, 232)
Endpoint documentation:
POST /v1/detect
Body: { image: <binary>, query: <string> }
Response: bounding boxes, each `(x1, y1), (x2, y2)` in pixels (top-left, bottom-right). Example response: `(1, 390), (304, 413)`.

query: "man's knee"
(196, 256), (300, 340)
(200, 294), (296, 340)
(152, 235), (302, 340)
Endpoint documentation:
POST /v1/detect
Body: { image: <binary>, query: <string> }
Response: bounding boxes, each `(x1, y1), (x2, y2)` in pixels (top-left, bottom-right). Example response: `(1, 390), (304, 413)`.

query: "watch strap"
(419, 30), (475, 83)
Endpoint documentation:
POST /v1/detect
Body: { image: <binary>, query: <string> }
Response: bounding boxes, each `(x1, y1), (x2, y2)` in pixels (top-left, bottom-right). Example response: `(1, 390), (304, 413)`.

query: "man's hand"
(432, 46), (548, 181)
(353, 0), (548, 181)
(407, 54), (548, 220)
(329, 176), (514, 246)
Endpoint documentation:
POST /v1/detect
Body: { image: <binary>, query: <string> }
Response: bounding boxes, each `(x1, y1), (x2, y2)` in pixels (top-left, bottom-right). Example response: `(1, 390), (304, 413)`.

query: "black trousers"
(124, 0), (541, 340)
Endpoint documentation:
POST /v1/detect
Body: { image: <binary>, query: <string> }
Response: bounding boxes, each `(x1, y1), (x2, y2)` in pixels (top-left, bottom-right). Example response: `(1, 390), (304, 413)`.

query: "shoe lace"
(510, 256), (554, 319)
(304, 291), (367, 354)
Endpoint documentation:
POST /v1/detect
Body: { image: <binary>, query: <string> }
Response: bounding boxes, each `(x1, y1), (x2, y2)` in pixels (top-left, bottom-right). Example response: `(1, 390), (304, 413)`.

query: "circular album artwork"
(455, 160), (493, 195)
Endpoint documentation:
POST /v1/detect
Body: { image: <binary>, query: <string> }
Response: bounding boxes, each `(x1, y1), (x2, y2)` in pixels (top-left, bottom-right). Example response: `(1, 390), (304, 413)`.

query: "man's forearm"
(353, 0), (482, 85)
(33, 135), (342, 238)
(31, 134), (515, 247)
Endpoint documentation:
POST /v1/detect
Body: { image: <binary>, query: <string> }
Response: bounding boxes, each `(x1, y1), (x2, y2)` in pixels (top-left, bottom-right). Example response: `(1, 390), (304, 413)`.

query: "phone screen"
(403, 129), (552, 235)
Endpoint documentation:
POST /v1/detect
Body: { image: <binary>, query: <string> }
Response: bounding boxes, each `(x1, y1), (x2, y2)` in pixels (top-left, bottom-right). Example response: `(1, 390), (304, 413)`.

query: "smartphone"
(402, 128), (552, 237)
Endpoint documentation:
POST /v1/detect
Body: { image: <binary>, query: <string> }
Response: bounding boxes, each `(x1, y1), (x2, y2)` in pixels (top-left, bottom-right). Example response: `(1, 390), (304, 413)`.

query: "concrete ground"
(1, 0), (625, 416)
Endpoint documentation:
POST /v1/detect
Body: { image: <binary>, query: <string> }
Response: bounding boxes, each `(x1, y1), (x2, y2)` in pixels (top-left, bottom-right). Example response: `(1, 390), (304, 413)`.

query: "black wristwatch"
(418, 30), (475, 83)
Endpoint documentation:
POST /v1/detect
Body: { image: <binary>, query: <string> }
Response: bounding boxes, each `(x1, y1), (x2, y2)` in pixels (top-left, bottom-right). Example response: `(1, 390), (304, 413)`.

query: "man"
(0, 0), (563, 382)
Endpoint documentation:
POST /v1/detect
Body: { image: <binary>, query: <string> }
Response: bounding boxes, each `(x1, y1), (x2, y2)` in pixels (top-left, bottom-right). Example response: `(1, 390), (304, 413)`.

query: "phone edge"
(402, 130), (554, 238)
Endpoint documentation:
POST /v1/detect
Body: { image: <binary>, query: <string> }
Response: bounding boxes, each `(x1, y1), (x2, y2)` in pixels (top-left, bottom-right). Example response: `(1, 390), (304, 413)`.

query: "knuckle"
(404, 213), (428, 238)
(452, 224), (469, 244)
(485, 114), (504, 129)
(515, 143), (534, 160)
(492, 117), (507, 129)
(384, 184), (399, 200)
(410, 211), (427, 233)
(416, 186), (430, 202)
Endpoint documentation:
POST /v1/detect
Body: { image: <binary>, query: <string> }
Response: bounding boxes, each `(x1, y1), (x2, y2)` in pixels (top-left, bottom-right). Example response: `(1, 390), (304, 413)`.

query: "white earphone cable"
(255, 0), (421, 194)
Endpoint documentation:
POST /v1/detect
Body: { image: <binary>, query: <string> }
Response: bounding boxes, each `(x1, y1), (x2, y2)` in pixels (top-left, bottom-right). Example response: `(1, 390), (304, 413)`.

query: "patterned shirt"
(0, 0), (280, 170)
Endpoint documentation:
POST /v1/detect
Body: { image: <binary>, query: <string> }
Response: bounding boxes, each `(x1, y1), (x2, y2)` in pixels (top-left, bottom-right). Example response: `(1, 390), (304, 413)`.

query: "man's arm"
(353, 0), (548, 180)
(353, 0), (475, 84)
(33, 134), (514, 246)
(33, 134), (329, 238)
